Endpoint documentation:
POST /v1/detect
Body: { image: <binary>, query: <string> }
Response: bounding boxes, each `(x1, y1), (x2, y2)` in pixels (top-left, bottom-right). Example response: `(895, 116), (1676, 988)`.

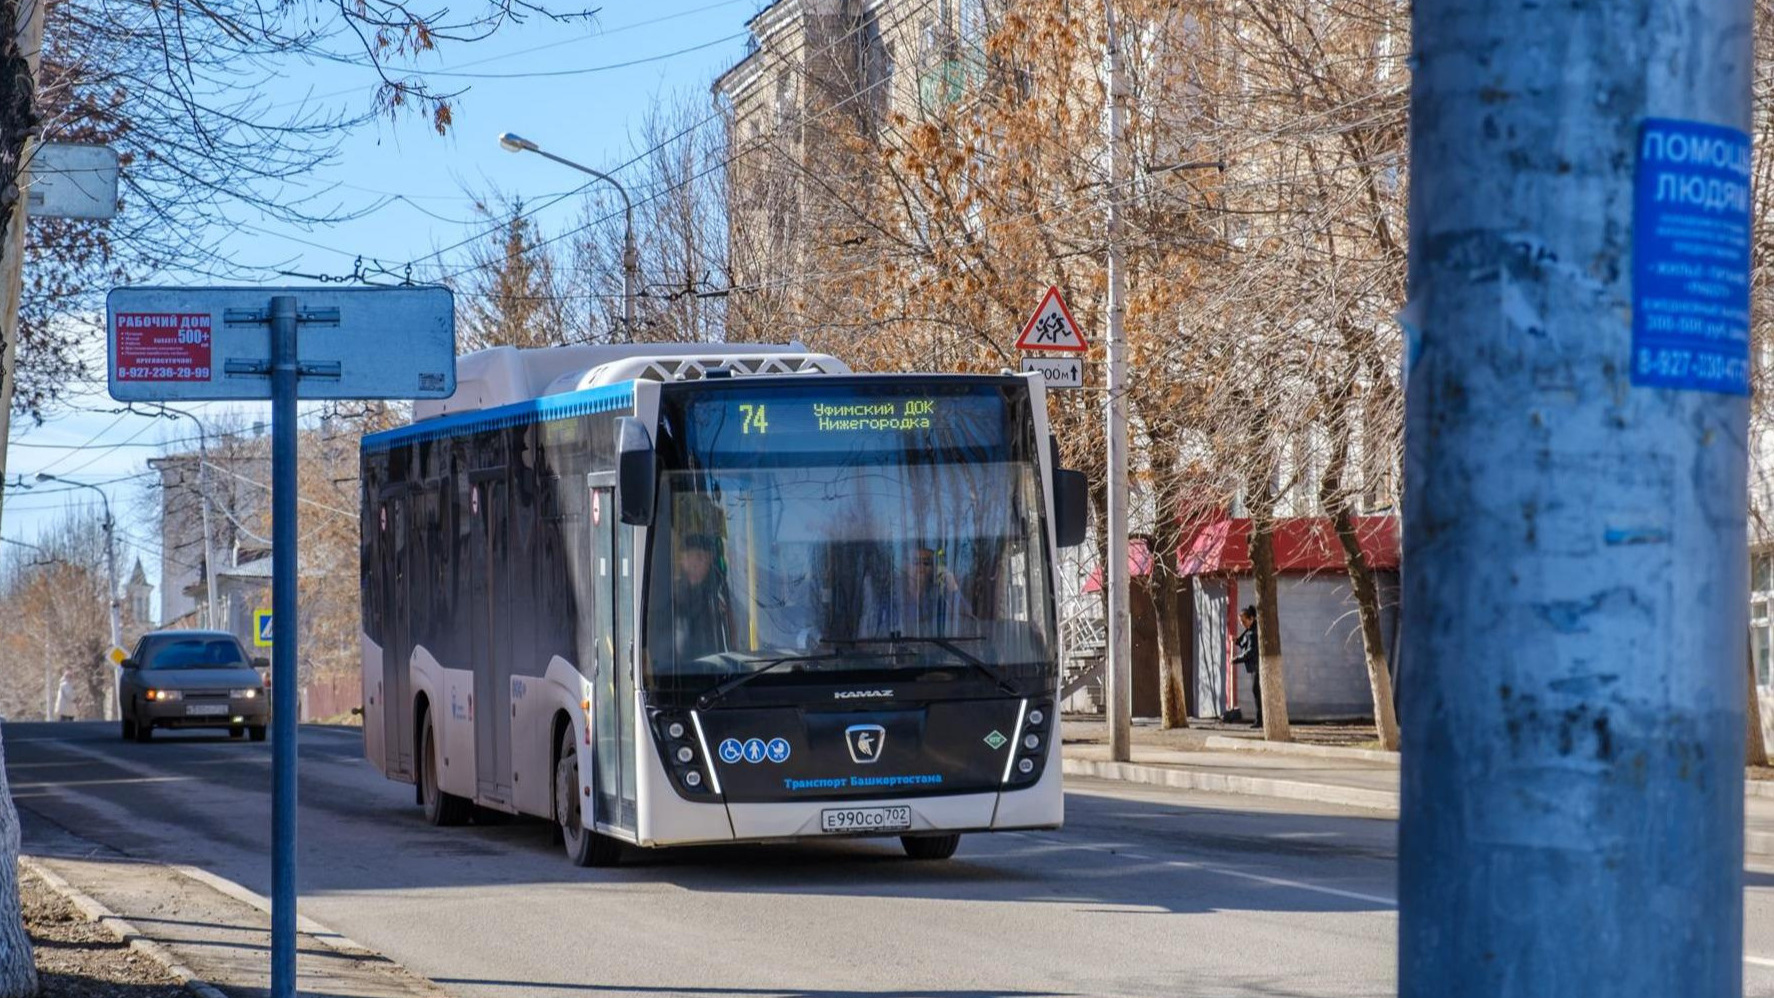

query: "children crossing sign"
(1014, 286), (1088, 352)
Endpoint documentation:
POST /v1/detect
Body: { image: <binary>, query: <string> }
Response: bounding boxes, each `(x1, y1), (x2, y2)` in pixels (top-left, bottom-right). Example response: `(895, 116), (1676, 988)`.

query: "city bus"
(359, 343), (1086, 865)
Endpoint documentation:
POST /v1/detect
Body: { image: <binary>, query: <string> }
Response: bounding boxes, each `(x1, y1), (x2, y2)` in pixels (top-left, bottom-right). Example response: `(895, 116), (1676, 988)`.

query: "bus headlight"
(667, 721), (686, 740)
(676, 745), (695, 764)
(685, 770), (703, 788)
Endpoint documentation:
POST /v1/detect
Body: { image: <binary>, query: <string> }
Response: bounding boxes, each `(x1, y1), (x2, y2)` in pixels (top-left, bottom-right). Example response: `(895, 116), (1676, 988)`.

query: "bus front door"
(588, 484), (635, 832)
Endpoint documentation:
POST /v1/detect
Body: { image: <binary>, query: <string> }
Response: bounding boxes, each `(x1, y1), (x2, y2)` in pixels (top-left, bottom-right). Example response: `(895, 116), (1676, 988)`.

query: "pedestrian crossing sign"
(254, 609), (273, 647)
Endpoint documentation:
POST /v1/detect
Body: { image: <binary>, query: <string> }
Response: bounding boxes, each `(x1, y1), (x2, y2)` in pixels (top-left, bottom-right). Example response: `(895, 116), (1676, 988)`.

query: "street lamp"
(156, 405), (219, 630)
(36, 472), (121, 720)
(497, 131), (638, 339)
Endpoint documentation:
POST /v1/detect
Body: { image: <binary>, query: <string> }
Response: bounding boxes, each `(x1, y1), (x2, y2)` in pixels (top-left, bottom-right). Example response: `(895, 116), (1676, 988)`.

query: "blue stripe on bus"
(361, 381), (636, 452)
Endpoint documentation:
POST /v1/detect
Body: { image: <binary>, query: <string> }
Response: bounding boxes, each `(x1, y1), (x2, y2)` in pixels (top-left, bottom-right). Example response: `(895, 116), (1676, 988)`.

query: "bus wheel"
(901, 834), (961, 861)
(421, 716), (470, 827)
(554, 729), (621, 867)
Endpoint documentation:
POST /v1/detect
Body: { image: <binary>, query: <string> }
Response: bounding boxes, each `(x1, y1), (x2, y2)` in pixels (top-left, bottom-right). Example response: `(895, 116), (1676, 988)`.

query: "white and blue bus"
(360, 343), (1086, 865)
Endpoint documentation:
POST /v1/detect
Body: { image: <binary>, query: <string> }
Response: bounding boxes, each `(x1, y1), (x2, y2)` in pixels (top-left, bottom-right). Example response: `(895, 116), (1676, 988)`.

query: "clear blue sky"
(1, 0), (763, 614)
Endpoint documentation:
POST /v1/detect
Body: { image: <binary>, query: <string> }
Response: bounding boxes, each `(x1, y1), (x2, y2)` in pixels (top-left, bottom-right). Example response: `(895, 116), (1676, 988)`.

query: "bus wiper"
(826, 637), (1018, 696)
(696, 652), (853, 709)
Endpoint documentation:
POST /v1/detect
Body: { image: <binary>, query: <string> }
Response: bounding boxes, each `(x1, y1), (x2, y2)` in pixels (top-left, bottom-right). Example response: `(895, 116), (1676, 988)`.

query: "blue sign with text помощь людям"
(1632, 118), (1753, 395)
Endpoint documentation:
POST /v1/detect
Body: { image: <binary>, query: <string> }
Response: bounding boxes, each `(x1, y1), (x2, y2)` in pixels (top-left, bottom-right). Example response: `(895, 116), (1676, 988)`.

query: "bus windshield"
(645, 381), (1056, 697)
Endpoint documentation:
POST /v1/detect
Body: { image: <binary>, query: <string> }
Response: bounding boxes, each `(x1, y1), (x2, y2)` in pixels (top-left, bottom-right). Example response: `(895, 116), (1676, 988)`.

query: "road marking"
(1010, 832), (1399, 908)
(1747, 956), (1774, 969)
(12, 776), (192, 791)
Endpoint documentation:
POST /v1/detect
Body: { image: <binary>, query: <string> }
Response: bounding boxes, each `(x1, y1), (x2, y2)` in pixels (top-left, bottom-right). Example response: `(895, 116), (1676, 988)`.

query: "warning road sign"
(1015, 286), (1087, 353)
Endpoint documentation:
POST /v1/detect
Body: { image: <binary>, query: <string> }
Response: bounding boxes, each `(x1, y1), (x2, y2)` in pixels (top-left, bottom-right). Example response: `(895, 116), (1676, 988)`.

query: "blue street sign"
(253, 609), (273, 648)
(766, 737), (791, 764)
(103, 288), (457, 998)
(743, 738), (767, 764)
(106, 285), (456, 402)
(719, 738), (743, 765)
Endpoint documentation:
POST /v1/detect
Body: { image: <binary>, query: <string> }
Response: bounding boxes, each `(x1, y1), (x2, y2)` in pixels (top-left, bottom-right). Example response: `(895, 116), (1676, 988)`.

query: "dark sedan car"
(120, 631), (270, 742)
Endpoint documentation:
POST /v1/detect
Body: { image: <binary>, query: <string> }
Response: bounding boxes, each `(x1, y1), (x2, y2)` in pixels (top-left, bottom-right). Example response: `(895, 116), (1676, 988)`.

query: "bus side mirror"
(616, 416), (657, 526)
(1054, 469), (1088, 548)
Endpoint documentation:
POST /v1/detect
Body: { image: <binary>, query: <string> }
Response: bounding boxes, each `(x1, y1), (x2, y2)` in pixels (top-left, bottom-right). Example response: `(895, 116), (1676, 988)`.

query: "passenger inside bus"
(858, 545), (974, 638)
(671, 532), (733, 661)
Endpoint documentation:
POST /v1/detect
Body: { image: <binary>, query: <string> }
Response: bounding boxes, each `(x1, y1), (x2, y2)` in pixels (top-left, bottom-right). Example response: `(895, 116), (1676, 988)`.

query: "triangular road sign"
(1015, 286), (1088, 353)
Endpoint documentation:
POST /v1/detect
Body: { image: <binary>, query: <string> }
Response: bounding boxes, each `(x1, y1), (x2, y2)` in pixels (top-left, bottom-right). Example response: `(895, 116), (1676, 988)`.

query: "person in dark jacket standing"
(1234, 605), (1262, 728)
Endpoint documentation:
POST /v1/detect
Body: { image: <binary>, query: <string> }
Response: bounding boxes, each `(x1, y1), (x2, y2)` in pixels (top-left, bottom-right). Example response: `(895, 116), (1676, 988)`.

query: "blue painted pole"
(1401, 0), (1749, 995)
(270, 295), (299, 998)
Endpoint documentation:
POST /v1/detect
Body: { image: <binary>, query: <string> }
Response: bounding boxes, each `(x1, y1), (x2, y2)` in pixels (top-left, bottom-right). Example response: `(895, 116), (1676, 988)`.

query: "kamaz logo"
(834, 689), (893, 700)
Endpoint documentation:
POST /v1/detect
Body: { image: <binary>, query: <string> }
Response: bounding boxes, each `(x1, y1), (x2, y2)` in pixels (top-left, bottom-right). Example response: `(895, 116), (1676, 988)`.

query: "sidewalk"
(1062, 716), (1774, 856)
(22, 811), (449, 998)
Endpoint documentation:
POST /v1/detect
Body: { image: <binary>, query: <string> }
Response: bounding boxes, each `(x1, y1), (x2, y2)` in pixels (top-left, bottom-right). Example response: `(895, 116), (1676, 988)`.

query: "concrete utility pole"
(1401, 0), (1751, 995)
(1101, 0), (1132, 762)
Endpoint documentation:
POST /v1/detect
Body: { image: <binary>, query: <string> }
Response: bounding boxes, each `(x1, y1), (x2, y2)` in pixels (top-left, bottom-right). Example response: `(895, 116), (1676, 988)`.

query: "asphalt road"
(3, 720), (1761, 998)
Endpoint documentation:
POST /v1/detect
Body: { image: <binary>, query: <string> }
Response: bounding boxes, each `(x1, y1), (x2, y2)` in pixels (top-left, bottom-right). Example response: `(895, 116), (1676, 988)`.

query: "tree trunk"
(1749, 632), (1768, 767)
(1249, 514), (1292, 741)
(1148, 519), (1189, 729)
(0, 0), (42, 987)
(0, 728), (36, 997)
(1331, 510), (1401, 751)
(1316, 370), (1401, 750)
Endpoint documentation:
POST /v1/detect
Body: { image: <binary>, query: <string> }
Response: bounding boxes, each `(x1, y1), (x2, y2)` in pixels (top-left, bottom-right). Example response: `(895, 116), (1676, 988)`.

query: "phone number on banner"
(117, 366), (211, 381)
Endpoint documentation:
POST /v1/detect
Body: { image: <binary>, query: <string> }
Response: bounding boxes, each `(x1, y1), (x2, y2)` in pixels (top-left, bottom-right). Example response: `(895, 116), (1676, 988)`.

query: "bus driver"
(672, 532), (732, 661)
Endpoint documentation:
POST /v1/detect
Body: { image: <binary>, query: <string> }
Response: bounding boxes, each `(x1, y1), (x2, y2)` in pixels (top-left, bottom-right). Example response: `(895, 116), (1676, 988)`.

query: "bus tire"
(555, 728), (621, 867)
(421, 715), (471, 827)
(901, 834), (961, 860)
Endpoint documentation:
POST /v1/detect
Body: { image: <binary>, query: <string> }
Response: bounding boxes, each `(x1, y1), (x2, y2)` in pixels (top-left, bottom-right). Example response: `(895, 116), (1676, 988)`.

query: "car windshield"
(645, 382), (1055, 696)
(144, 638), (249, 670)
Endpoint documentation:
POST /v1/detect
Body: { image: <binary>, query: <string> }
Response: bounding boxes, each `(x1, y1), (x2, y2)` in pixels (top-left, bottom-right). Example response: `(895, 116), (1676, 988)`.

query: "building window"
(1754, 552), (1774, 686)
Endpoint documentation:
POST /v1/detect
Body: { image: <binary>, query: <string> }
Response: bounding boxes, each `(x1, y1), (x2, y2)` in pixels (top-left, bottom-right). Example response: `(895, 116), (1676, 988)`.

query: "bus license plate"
(820, 806), (911, 834)
(185, 704), (229, 717)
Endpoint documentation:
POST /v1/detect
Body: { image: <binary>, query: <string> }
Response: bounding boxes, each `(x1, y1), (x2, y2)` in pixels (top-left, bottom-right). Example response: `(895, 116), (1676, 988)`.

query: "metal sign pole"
(269, 295), (299, 998)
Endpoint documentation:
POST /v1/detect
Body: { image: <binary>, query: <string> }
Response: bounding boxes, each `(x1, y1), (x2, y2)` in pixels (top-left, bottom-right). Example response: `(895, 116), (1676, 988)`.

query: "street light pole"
(158, 406), (219, 629)
(36, 473), (121, 721)
(498, 132), (637, 339)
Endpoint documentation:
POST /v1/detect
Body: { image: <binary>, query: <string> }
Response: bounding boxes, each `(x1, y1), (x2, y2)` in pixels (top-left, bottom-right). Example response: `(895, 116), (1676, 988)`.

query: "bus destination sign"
(689, 391), (1008, 455)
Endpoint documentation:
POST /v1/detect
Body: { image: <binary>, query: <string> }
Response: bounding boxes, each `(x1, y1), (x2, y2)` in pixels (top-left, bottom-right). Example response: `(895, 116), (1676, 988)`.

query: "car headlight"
(231, 689), (259, 699)
(146, 689), (182, 702)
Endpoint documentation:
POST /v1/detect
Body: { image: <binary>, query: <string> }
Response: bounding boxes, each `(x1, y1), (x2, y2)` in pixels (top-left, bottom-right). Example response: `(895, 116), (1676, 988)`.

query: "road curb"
(172, 864), (379, 959)
(1201, 734), (1401, 765)
(21, 856), (229, 998)
(1061, 757), (1400, 811)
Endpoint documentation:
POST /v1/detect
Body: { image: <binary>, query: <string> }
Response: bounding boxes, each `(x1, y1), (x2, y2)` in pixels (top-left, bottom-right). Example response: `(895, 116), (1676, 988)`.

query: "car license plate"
(185, 704), (229, 717)
(820, 806), (911, 834)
